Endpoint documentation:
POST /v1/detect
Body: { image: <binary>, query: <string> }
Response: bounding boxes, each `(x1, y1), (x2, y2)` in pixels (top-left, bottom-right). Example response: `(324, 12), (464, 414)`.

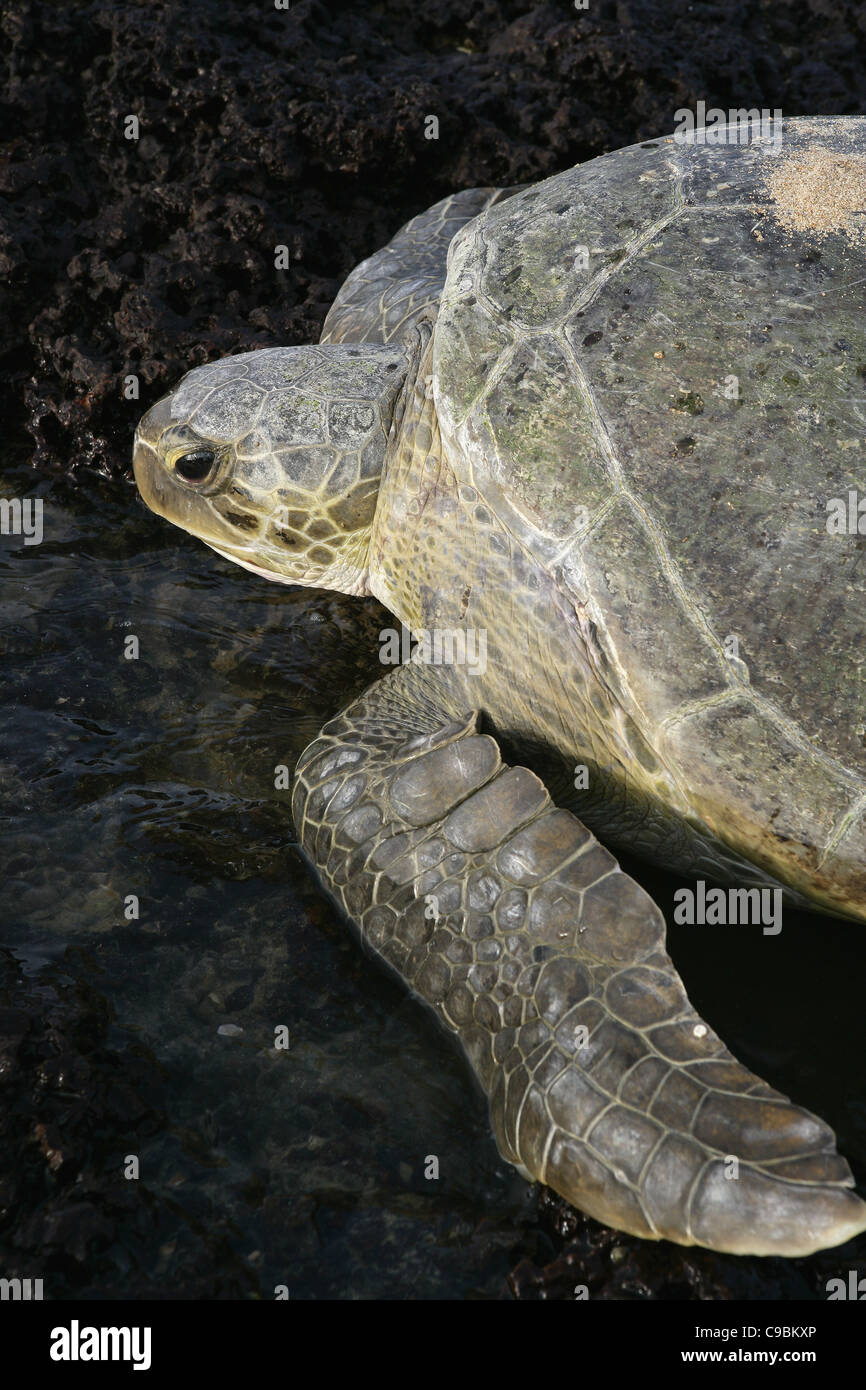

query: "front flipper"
(292, 663), (866, 1256)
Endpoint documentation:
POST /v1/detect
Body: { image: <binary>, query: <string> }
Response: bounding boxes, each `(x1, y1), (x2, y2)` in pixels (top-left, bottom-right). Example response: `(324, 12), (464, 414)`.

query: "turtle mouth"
(203, 540), (308, 587)
(202, 537), (371, 596)
(133, 397), (180, 519)
(132, 432), (172, 520)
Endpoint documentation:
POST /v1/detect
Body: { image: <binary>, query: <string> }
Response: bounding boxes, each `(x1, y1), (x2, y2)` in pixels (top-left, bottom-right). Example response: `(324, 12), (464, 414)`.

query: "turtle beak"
(132, 396), (175, 521)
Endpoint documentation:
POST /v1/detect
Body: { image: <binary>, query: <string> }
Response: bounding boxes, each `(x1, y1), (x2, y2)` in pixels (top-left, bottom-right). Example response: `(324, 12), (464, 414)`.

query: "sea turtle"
(133, 116), (866, 1258)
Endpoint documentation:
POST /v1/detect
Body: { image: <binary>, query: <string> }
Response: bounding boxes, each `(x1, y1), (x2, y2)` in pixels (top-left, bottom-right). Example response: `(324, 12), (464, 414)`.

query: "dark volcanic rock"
(1, 0), (865, 474)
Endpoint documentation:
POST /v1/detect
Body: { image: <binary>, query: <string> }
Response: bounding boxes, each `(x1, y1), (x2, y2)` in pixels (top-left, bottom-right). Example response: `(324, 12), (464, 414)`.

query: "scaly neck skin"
(368, 320), (444, 628)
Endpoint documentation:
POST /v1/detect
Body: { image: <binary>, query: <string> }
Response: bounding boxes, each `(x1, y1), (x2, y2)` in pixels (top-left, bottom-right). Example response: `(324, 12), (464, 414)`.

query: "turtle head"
(133, 343), (409, 594)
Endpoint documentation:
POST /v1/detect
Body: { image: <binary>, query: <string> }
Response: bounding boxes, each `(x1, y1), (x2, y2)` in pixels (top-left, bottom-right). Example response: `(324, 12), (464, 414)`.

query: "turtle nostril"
(175, 448), (216, 483)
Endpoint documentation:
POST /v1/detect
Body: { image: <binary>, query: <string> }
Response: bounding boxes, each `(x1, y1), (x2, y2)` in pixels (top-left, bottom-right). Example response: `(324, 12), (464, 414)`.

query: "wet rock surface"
(1, 0), (865, 1299)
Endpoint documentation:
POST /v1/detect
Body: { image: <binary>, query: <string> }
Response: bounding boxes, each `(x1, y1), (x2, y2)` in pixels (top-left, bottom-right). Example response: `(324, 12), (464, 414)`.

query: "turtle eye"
(174, 448), (216, 483)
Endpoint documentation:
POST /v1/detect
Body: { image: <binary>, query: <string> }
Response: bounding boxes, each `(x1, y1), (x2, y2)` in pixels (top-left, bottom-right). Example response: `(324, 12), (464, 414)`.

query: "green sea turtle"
(133, 116), (866, 1257)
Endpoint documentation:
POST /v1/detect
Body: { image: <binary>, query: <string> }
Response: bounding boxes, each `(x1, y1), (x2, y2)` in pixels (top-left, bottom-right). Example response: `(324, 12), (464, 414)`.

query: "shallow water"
(2, 459), (864, 1299)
